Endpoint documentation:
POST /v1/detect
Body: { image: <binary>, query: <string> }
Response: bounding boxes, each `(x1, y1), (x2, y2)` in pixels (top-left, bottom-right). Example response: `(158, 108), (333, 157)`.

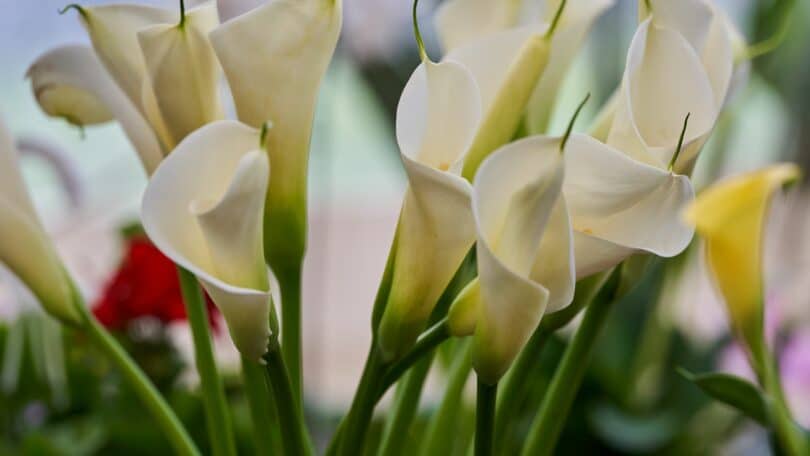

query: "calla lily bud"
(562, 134), (694, 277)
(377, 60), (482, 360)
(137, 2), (223, 148)
(65, 3), (177, 150)
(467, 136), (575, 384)
(27, 45), (164, 174)
(210, 0), (342, 272)
(684, 164), (801, 352)
(0, 120), (79, 324)
(142, 120), (276, 360)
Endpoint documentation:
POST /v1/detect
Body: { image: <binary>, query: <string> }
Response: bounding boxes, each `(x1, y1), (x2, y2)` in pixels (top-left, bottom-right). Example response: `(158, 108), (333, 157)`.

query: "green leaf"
(678, 368), (770, 426)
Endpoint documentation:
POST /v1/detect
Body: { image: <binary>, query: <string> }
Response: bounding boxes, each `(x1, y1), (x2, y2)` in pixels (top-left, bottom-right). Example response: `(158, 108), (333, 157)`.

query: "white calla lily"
(216, 0), (264, 22)
(210, 0), (342, 270)
(0, 120), (78, 324)
(463, 136), (574, 383)
(606, 19), (717, 172)
(142, 120), (275, 360)
(377, 60), (482, 359)
(27, 45), (164, 174)
(564, 133), (694, 277)
(137, 2), (223, 148)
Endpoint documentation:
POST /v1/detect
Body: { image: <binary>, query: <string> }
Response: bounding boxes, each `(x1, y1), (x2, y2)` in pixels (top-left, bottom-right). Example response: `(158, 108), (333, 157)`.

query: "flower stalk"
(475, 379), (497, 456)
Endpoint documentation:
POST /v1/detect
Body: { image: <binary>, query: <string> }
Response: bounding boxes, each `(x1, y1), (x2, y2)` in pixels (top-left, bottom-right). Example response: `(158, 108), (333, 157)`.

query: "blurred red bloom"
(93, 237), (219, 331)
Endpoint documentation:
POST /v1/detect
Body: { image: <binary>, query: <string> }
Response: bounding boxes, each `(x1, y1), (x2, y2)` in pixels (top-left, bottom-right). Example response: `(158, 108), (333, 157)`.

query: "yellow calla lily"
(684, 163), (801, 349)
(0, 120), (78, 324)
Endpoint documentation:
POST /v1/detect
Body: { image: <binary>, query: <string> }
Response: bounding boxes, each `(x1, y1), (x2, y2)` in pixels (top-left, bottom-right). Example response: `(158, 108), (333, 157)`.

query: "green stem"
(80, 307), (199, 455)
(380, 318), (450, 394)
(420, 340), (473, 456)
(495, 270), (610, 449)
(263, 347), (313, 456)
(339, 345), (387, 456)
(377, 354), (434, 456)
(755, 344), (807, 455)
(278, 267), (304, 411)
(176, 268), (237, 456)
(475, 379), (497, 456)
(242, 357), (282, 456)
(520, 271), (621, 456)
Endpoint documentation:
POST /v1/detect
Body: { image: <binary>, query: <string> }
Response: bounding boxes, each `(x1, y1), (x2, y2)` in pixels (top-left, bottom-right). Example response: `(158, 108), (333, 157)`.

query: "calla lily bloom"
(27, 44), (164, 174)
(684, 164), (801, 351)
(141, 120), (276, 360)
(435, 0), (615, 134)
(377, 58), (482, 360)
(0, 120), (79, 324)
(209, 0), (342, 270)
(449, 136), (575, 383)
(28, 2), (222, 169)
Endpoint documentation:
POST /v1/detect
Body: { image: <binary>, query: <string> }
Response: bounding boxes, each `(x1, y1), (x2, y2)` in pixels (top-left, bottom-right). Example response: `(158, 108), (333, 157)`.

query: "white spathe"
(563, 134), (694, 277)
(27, 45), (164, 174)
(0, 120), (78, 324)
(469, 136), (574, 383)
(376, 60), (482, 359)
(141, 120), (274, 360)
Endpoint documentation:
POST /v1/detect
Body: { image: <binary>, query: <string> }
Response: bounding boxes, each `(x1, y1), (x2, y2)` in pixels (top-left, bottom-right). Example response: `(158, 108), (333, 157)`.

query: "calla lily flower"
(564, 133), (695, 277)
(0, 120), (78, 324)
(684, 164), (801, 351)
(435, 0), (615, 134)
(377, 59), (482, 360)
(27, 45), (164, 174)
(29, 2), (223, 168)
(449, 136), (575, 383)
(209, 0), (342, 270)
(141, 120), (276, 360)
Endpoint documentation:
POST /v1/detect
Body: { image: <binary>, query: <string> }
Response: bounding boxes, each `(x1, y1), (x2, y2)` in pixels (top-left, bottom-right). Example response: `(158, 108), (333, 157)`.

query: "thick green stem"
(420, 340), (473, 456)
(339, 346), (387, 456)
(81, 307), (199, 455)
(176, 268), (237, 456)
(380, 318), (450, 394)
(475, 380), (497, 456)
(263, 347), (313, 456)
(520, 272), (621, 456)
(754, 344), (807, 455)
(377, 354), (434, 456)
(242, 358), (282, 456)
(278, 267), (304, 411)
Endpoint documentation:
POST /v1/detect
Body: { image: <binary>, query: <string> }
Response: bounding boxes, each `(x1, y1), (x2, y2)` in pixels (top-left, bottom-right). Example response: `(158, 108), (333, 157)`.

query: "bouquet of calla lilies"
(3, 0), (807, 454)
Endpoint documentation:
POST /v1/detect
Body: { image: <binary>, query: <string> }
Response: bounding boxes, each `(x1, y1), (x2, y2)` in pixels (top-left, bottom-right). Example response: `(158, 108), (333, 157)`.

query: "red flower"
(93, 237), (219, 331)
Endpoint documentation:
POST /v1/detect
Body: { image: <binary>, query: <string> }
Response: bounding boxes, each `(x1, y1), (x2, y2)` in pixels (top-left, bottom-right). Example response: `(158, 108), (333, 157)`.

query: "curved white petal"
(607, 19), (717, 171)
(564, 134), (694, 275)
(27, 45), (163, 174)
(73, 3), (176, 144)
(138, 4), (223, 148)
(526, 0), (614, 133)
(434, 0), (521, 53)
(0, 122), (77, 323)
(648, 0), (713, 53)
(377, 60), (481, 359)
(471, 136), (572, 382)
(142, 120), (273, 359)
(217, 0), (264, 22)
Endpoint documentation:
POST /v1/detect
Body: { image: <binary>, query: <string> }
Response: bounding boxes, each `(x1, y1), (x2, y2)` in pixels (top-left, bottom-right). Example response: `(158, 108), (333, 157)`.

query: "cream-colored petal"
(700, 4), (735, 107)
(648, 0), (713, 53)
(138, 3), (223, 148)
(396, 60), (482, 171)
(529, 197), (575, 312)
(525, 0), (614, 133)
(141, 120), (273, 359)
(376, 58), (482, 359)
(0, 122), (77, 323)
(564, 134), (694, 272)
(216, 0), (264, 22)
(572, 232), (633, 279)
(27, 45), (164, 174)
(447, 278), (481, 336)
(471, 135), (571, 383)
(434, 0), (522, 53)
(72, 4), (176, 127)
(607, 19), (717, 172)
